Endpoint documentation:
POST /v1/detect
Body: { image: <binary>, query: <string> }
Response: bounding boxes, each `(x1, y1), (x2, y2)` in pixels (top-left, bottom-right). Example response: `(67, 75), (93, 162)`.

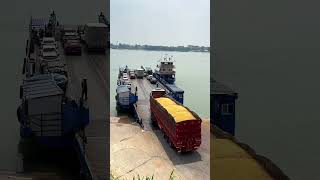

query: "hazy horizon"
(111, 42), (210, 47)
(111, 0), (210, 47)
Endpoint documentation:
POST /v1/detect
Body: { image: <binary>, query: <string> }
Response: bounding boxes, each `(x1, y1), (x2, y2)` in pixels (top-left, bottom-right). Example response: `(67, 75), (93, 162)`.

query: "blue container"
(62, 101), (90, 133)
(165, 83), (184, 104)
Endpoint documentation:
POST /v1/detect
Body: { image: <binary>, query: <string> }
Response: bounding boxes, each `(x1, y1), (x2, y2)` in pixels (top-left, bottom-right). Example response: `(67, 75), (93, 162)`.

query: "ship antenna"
(171, 55), (175, 62)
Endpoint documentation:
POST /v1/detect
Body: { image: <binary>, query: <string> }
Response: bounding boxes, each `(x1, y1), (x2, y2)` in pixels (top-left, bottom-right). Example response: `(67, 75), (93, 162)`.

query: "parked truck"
(135, 68), (144, 79)
(150, 88), (202, 152)
(83, 23), (108, 52)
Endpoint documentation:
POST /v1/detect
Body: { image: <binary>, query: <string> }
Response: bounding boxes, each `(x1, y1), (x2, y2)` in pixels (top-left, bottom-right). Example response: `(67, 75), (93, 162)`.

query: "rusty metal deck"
(64, 44), (109, 180)
(28, 39), (109, 179)
(130, 78), (158, 130)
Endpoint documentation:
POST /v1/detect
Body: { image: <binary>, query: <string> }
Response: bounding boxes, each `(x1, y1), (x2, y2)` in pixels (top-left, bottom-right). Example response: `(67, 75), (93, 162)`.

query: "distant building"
(211, 79), (238, 135)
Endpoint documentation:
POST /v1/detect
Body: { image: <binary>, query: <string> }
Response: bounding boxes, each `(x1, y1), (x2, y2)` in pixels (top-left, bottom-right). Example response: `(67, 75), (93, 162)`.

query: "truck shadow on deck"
(152, 126), (202, 166)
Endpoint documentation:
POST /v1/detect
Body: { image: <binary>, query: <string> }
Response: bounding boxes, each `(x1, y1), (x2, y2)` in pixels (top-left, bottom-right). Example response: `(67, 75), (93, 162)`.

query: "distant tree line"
(110, 43), (210, 52)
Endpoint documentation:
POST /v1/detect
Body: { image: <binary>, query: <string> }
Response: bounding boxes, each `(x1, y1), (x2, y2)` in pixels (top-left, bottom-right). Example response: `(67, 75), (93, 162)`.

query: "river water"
(110, 49), (210, 119)
(0, 0), (107, 175)
(214, 1), (320, 179)
(214, 48), (320, 179)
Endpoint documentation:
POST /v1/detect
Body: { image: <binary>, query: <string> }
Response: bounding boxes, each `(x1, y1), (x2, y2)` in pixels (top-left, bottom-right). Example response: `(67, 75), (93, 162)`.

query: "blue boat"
(162, 83), (184, 104)
(115, 85), (138, 110)
(17, 75), (89, 148)
(153, 55), (175, 84)
(152, 56), (185, 104)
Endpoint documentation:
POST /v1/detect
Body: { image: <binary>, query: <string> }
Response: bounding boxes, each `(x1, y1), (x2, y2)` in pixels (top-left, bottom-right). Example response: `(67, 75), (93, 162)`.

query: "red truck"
(63, 32), (82, 55)
(150, 88), (202, 152)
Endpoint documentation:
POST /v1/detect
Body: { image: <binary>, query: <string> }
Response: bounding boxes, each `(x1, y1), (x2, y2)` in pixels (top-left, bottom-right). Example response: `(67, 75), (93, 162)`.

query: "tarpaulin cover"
(62, 101), (89, 133)
(155, 97), (195, 122)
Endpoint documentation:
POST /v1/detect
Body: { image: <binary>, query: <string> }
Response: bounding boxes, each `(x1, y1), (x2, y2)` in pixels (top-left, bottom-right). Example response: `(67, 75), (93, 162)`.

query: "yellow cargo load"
(155, 97), (195, 123)
(155, 97), (176, 106)
(164, 104), (187, 112)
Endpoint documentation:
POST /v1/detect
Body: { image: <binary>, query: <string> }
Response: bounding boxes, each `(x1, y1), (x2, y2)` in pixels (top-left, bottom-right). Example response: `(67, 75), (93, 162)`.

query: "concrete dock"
(111, 78), (210, 179)
(131, 78), (156, 130)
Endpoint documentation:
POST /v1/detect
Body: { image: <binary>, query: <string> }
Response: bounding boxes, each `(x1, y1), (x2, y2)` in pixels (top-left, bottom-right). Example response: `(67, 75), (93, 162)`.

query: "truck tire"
(162, 129), (167, 139)
(168, 138), (175, 148)
(151, 113), (158, 128)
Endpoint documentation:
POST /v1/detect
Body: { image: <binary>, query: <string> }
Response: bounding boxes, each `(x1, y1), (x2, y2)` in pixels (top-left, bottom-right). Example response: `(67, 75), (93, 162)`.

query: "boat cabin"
(211, 79), (238, 135)
(155, 61), (175, 75)
(154, 56), (176, 84)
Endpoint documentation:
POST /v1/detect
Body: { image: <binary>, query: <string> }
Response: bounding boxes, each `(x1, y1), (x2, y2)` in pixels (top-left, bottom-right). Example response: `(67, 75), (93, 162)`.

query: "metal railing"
(74, 134), (95, 180)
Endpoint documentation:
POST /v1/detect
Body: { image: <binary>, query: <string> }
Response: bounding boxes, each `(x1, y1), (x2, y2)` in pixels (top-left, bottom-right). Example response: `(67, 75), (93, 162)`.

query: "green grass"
(111, 170), (176, 180)
(132, 174), (154, 180)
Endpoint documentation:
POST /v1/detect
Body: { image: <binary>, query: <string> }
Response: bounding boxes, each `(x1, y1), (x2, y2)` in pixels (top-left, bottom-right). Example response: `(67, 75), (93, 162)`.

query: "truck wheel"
(161, 129), (165, 137)
(168, 138), (174, 148)
(166, 136), (173, 147)
(151, 114), (158, 128)
(164, 133), (168, 140)
(165, 135), (170, 142)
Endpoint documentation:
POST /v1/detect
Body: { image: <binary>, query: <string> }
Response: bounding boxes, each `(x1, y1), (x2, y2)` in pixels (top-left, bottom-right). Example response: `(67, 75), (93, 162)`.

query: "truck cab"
(151, 88), (166, 98)
(83, 23), (108, 51)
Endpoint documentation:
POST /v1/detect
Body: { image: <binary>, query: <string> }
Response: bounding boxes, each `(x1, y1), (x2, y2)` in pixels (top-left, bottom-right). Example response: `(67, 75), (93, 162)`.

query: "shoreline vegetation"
(111, 170), (176, 180)
(110, 43), (210, 53)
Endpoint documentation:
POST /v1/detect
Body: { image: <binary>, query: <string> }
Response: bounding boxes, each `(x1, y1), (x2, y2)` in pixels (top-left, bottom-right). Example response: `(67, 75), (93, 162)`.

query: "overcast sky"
(111, 0), (210, 46)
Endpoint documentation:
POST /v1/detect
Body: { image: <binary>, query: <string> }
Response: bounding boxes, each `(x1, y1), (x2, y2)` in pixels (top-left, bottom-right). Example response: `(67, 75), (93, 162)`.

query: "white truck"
(135, 68), (145, 79)
(83, 23), (108, 52)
